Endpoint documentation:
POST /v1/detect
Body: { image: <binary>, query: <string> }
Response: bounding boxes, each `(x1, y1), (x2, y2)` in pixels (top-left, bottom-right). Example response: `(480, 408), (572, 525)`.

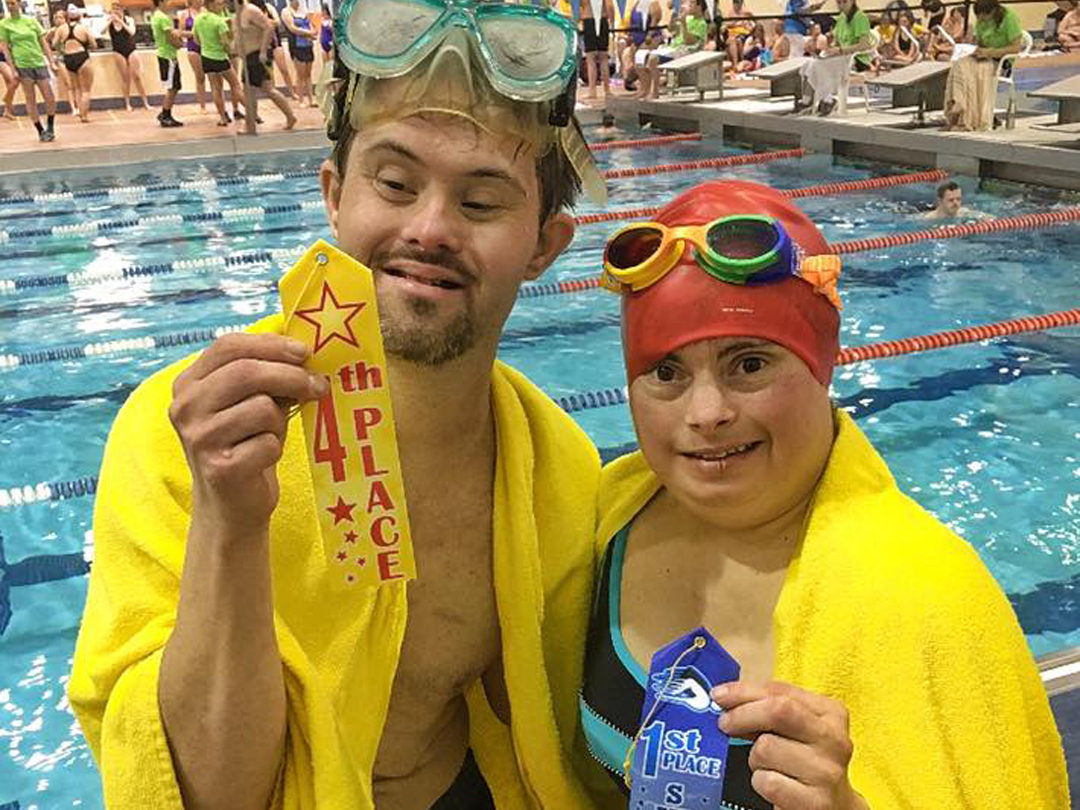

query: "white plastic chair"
(996, 29), (1032, 129)
(837, 28), (880, 115)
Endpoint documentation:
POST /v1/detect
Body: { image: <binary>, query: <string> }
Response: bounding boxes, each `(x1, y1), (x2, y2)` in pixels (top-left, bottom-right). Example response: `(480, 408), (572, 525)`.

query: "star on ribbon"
(356, 557), (367, 567)
(336, 550), (348, 562)
(327, 496), (357, 525)
(343, 530), (358, 544)
(294, 281), (367, 354)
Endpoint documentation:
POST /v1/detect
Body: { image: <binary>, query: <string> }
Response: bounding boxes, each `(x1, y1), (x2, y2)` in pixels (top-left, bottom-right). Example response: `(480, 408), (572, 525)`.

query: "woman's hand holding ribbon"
(710, 681), (870, 810)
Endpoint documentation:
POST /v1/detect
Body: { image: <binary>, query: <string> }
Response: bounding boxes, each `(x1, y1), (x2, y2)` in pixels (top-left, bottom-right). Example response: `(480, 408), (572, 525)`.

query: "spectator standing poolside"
(194, 0), (248, 125)
(179, 0), (209, 113)
(0, 0), (57, 141)
(0, 47), (17, 119)
(108, 1), (151, 111)
(264, 2), (296, 99)
(580, 0), (615, 101)
(50, 6), (94, 123)
(282, 0), (315, 106)
(237, 0), (296, 132)
(151, 0), (184, 126)
(46, 10), (77, 116)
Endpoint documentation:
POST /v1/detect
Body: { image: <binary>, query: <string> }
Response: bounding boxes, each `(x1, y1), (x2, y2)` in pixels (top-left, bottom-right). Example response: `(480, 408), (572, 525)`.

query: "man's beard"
(380, 295), (477, 367)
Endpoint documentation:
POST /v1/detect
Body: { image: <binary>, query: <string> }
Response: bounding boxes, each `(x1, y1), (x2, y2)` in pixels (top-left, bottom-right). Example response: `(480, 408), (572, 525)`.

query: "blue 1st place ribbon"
(626, 627), (740, 810)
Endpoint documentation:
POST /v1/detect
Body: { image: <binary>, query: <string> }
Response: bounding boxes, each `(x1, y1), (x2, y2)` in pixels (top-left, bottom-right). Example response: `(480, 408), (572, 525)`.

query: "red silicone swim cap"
(621, 181), (840, 386)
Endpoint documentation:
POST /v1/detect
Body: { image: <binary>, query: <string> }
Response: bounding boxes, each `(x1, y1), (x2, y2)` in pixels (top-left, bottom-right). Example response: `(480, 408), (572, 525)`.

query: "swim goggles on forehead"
(334, 0), (578, 105)
(600, 215), (843, 309)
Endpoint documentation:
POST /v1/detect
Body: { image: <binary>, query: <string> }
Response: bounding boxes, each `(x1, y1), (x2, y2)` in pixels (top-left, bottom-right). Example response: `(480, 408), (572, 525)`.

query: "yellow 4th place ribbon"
(279, 240), (416, 589)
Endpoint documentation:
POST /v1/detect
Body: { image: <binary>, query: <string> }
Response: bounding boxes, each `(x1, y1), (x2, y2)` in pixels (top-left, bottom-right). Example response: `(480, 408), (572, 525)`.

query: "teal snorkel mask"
(324, 0), (607, 204)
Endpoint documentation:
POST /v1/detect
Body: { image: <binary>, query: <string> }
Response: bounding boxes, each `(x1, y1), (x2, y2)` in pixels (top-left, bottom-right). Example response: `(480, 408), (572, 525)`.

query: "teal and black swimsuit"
(580, 524), (770, 810)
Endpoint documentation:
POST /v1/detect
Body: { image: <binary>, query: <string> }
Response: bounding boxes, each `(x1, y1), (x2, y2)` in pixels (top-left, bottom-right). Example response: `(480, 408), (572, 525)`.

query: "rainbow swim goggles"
(335, 0), (578, 108)
(600, 215), (843, 309)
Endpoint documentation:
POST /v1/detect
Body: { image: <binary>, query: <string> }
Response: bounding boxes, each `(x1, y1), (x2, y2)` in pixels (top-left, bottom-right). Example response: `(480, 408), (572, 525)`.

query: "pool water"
(0, 127), (1077, 808)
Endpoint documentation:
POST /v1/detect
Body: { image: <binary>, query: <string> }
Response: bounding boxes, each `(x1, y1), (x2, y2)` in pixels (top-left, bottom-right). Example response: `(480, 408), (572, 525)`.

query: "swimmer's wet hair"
(937, 180), (961, 198)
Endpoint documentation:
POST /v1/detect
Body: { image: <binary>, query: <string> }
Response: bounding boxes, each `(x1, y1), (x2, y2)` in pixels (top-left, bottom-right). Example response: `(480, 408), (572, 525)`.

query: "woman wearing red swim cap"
(577, 181), (1067, 809)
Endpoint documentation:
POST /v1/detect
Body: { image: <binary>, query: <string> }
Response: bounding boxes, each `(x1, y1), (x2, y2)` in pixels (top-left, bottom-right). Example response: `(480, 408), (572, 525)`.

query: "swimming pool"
(0, 127), (1077, 808)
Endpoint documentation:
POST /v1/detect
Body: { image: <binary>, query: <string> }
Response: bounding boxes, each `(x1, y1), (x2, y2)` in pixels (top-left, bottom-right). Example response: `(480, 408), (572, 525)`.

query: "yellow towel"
(593, 410), (1069, 808)
(69, 313), (601, 810)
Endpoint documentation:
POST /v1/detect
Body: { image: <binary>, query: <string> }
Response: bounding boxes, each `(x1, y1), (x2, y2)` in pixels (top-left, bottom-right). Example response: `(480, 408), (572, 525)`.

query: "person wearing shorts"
(237, 0), (296, 132)
(151, 0), (183, 126)
(580, 0), (614, 100)
(282, 0), (315, 106)
(194, 0), (248, 125)
(0, 0), (57, 141)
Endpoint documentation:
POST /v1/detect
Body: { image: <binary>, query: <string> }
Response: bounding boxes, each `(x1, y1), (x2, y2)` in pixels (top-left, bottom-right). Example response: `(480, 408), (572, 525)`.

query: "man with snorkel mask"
(69, 2), (608, 809)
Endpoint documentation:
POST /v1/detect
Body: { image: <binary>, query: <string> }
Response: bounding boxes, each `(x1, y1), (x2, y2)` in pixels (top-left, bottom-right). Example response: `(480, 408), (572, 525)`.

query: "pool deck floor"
(603, 76), (1080, 191)
(0, 97), (332, 174)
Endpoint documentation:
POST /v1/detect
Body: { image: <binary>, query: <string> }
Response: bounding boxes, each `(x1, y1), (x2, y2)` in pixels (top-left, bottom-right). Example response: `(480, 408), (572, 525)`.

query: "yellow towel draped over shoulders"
(70, 314), (600, 810)
(594, 411), (1068, 808)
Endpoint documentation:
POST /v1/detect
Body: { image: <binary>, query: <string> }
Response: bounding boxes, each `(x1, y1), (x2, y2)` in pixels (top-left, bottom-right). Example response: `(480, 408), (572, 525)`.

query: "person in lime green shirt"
(799, 0), (873, 116)
(0, 0), (57, 141)
(671, 0), (709, 49)
(193, 0), (248, 125)
(944, 0), (1023, 130)
(151, 0), (184, 126)
(972, 0), (1024, 56)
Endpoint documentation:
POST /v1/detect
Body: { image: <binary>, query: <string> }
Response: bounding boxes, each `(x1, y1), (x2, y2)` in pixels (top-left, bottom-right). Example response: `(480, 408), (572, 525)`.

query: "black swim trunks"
(158, 56), (182, 91)
(201, 55), (231, 74)
(429, 750), (495, 810)
(244, 51), (270, 87)
(582, 17), (611, 52)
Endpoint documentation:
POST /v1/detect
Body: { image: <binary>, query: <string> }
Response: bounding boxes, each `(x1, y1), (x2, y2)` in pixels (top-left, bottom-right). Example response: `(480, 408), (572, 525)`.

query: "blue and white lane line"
(0, 169), (313, 207)
(0, 248), (605, 296)
(0, 323), (249, 369)
(0, 246), (308, 293)
(0, 199), (325, 244)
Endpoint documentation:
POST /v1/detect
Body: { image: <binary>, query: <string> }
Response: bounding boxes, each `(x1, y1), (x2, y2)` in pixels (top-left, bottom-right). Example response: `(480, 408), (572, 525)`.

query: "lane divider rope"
(828, 207), (1080, 254)
(3, 307), (1076, 510)
(0, 151), (803, 244)
(0, 170), (312, 207)
(573, 169), (950, 225)
(588, 133), (703, 151)
(0, 246), (307, 293)
(0, 171), (954, 295)
(599, 148), (804, 180)
(0, 200), (325, 244)
(0, 135), (706, 209)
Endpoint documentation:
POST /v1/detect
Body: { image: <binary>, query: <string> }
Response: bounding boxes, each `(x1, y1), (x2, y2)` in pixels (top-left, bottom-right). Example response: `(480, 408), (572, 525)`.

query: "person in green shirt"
(799, 0), (873, 116)
(0, 0), (57, 141)
(944, 0), (1023, 130)
(671, 0), (709, 49)
(194, 0), (248, 126)
(151, 0), (185, 127)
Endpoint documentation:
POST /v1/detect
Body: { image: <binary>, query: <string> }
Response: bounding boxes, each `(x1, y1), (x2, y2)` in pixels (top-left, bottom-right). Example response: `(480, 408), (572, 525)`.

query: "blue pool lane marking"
(0, 169), (314, 207)
(0, 200), (325, 245)
(0, 530), (91, 635)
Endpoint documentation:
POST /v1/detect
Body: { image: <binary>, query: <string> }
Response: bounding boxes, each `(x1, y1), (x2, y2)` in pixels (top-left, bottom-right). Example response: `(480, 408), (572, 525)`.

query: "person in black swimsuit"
(51, 7), (94, 122)
(108, 1), (150, 111)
